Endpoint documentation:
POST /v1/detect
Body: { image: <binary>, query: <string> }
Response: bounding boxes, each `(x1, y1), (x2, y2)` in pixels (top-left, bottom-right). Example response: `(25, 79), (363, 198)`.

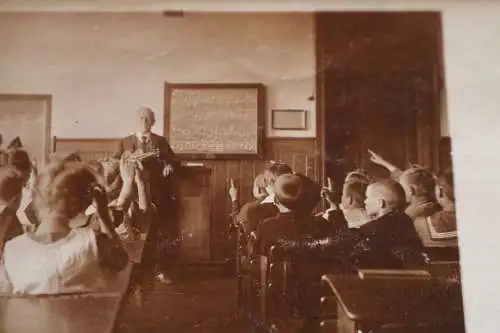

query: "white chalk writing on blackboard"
(169, 88), (259, 155)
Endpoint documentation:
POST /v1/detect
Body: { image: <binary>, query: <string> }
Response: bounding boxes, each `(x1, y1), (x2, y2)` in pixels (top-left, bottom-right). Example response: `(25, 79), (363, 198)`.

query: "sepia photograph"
(0, 1), (499, 333)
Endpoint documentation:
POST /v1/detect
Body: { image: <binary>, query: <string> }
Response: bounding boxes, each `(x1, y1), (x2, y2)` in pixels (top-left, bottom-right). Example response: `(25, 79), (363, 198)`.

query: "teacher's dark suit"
(114, 133), (181, 261)
(114, 133), (178, 169)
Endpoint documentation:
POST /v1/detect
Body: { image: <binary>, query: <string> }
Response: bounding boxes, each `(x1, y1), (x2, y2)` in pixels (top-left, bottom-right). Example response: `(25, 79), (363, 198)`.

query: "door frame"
(0, 94), (52, 164)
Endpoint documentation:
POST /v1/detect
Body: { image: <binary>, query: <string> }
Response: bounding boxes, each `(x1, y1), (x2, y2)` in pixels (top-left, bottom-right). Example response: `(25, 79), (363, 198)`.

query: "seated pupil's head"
(34, 161), (98, 222)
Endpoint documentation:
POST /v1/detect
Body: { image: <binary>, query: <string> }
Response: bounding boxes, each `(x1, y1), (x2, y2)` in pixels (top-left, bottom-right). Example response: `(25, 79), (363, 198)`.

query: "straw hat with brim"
(274, 173), (321, 212)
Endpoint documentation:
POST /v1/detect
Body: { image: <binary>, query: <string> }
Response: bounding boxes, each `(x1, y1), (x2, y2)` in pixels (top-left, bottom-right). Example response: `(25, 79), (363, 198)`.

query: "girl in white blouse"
(0, 160), (129, 295)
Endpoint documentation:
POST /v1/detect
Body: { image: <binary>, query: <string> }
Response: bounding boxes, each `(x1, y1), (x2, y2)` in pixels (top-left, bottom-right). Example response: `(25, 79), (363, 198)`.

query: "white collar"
(85, 204), (97, 216)
(135, 132), (152, 139)
(276, 204), (291, 213)
(260, 194), (291, 212)
(260, 194), (275, 204)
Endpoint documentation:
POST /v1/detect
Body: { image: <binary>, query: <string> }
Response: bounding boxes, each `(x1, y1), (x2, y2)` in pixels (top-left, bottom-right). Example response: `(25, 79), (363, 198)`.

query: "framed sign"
(164, 83), (265, 159)
(271, 109), (307, 130)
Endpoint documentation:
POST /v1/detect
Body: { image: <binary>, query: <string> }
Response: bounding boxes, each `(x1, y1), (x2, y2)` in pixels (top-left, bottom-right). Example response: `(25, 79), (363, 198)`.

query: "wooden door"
(324, 68), (440, 183)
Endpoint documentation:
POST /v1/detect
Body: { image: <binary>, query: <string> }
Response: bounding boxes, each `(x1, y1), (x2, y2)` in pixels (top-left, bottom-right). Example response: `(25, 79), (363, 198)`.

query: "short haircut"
(343, 180), (368, 206)
(345, 169), (372, 184)
(370, 179), (407, 211)
(400, 167), (436, 199)
(137, 107), (155, 121)
(437, 168), (454, 201)
(263, 162), (293, 187)
(0, 165), (24, 202)
(34, 160), (98, 220)
(274, 173), (321, 213)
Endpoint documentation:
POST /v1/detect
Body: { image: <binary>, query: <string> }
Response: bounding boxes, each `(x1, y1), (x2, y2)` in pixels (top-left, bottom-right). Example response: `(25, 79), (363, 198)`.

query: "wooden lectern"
(177, 164), (212, 262)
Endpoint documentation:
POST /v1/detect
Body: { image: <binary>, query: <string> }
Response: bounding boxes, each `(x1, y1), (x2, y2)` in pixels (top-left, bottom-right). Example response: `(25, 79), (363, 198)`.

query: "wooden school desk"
(0, 295), (122, 333)
(320, 274), (465, 333)
(0, 264), (134, 333)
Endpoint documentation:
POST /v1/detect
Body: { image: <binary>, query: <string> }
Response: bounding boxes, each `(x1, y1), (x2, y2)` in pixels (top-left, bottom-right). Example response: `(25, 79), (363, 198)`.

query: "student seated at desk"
(0, 160), (129, 295)
(255, 173), (346, 333)
(427, 168), (457, 243)
(281, 179), (426, 270)
(230, 162), (292, 235)
(338, 180), (371, 229)
(229, 172), (268, 218)
(256, 173), (347, 254)
(415, 168), (458, 262)
(368, 150), (441, 220)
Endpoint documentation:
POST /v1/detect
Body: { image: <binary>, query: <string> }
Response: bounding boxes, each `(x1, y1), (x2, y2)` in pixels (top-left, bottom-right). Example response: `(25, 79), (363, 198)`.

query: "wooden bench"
(0, 295), (122, 333)
(243, 237), (462, 333)
(244, 241), (344, 333)
(0, 263), (134, 333)
(320, 274), (465, 333)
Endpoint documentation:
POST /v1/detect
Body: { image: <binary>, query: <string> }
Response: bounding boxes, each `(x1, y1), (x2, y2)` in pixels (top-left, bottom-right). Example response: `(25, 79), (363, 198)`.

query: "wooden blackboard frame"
(164, 82), (266, 160)
(0, 94), (52, 164)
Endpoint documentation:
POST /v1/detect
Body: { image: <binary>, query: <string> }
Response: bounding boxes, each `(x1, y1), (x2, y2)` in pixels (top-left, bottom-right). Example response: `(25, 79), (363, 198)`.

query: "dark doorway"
(316, 12), (444, 186)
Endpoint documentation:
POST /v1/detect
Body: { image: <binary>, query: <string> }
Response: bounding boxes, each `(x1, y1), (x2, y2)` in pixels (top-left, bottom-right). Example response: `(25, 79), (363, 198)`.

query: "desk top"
(0, 263), (133, 333)
(322, 274), (464, 323)
(0, 295), (122, 333)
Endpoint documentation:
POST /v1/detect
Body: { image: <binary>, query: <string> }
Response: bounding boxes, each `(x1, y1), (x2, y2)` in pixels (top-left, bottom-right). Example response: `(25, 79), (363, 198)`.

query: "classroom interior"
(0, 7), (487, 333)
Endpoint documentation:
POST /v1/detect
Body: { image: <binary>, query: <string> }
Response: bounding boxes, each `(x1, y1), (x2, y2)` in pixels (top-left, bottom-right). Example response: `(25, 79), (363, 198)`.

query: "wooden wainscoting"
(439, 136), (452, 172)
(53, 137), (319, 260)
(53, 137), (117, 161)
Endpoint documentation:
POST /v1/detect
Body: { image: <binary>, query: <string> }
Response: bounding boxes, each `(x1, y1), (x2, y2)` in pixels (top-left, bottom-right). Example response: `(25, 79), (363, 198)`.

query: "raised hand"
(368, 149), (387, 165)
(368, 149), (400, 173)
(228, 178), (238, 202)
(321, 177), (339, 206)
(119, 153), (136, 184)
(162, 163), (174, 177)
(327, 177), (333, 191)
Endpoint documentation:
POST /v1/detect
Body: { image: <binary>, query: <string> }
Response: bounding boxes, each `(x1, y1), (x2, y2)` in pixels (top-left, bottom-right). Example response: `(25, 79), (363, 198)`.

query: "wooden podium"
(177, 165), (212, 262)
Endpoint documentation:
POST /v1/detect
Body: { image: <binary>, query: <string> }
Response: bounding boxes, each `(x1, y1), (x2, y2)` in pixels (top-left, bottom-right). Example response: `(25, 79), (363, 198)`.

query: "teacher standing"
(114, 107), (180, 283)
(114, 107), (178, 181)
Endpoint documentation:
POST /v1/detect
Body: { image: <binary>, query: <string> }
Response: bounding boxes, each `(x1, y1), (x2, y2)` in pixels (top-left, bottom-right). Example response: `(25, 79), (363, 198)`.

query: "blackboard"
(164, 83), (265, 159)
(0, 95), (52, 165)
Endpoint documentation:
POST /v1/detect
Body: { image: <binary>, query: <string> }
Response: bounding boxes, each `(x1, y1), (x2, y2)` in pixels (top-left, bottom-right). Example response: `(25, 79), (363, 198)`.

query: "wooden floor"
(116, 267), (253, 333)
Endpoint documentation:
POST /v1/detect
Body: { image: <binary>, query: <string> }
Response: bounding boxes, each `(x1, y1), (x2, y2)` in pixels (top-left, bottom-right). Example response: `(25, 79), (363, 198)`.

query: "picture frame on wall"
(271, 109), (307, 130)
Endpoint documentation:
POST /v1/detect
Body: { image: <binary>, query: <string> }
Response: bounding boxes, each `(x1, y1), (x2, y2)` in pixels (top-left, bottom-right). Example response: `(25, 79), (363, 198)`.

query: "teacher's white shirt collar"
(135, 132), (152, 140)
